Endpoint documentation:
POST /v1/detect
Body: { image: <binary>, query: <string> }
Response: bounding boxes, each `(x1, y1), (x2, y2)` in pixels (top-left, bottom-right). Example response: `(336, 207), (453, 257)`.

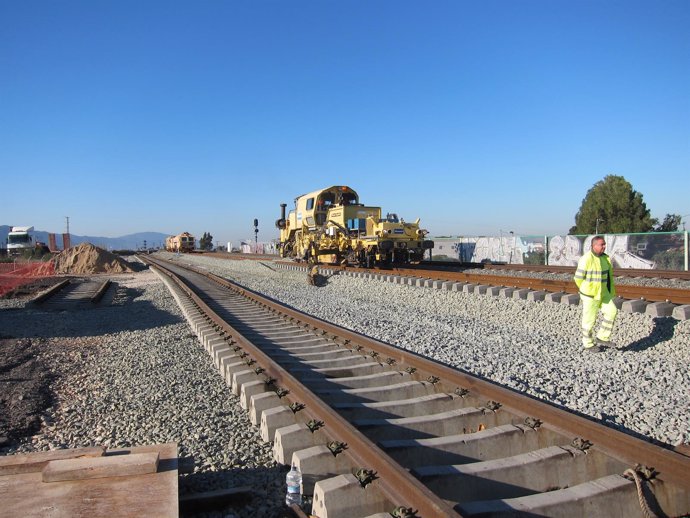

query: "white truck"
(7, 226), (34, 255)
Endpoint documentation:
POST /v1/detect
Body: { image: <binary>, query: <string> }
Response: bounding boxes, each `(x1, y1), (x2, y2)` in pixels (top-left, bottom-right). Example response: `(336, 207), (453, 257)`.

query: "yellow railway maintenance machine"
(165, 232), (195, 253)
(276, 185), (433, 266)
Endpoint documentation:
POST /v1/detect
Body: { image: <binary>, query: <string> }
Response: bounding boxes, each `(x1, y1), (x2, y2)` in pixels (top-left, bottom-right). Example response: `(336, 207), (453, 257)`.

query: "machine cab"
(295, 186), (360, 228)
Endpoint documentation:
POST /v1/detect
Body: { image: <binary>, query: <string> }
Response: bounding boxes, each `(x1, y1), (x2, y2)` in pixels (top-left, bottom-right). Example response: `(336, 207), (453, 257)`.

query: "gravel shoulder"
(0, 267), (286, 518)
(171, 253), (690, 448)
(1, 253), (687, 517)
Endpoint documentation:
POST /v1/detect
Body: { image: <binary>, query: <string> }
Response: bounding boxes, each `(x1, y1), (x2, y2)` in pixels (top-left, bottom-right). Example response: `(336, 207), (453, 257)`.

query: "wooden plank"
(42, 451), (159, 483)
(0, 446), (105, 476)
(3, 443), (178, 518)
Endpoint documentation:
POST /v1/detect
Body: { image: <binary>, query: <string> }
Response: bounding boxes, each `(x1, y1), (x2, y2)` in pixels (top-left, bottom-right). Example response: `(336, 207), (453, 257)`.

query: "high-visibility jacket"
(574, 251), (615, 300)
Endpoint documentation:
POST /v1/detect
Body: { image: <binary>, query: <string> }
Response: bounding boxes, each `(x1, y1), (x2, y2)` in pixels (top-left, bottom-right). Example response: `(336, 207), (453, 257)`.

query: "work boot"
(584, 345), (604, 353)
(595, 338), (615, 348)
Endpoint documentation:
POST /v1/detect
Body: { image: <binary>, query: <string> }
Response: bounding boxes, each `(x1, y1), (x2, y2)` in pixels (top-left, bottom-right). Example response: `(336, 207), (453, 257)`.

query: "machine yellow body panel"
(276, 186), (433, 265)
(165, 232), (195, 253)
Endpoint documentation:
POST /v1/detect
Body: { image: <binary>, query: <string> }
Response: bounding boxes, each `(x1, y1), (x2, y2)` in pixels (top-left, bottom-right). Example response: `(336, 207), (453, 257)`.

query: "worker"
(308, 264), (322, 286)
(574, 236), (617, 353)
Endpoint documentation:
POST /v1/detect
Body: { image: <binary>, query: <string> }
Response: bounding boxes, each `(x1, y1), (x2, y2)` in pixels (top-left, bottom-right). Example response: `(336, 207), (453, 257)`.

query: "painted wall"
(432, 232), (687, 270)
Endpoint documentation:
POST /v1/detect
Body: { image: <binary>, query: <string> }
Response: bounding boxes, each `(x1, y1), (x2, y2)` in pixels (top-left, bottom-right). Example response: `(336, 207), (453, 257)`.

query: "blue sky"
(2, 0), (688, 244)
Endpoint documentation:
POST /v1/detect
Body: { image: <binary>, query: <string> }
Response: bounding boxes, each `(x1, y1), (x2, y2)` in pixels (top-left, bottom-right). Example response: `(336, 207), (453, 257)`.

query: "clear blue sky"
(2, 0), (688, 244)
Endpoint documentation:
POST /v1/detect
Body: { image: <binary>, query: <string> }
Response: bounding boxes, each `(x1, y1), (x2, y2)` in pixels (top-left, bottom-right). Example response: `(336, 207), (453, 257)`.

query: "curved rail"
(143, 256), (690, 517)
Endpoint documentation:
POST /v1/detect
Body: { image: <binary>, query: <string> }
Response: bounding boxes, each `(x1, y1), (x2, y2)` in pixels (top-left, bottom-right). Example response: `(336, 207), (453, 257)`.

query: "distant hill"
(0, 225), (169, 251)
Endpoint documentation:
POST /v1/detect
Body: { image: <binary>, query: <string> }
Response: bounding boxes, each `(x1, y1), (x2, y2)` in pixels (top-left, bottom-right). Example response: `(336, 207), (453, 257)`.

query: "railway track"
(195, 254), (690, 304)
(276, 262), (690, 308)
(141, 255), (690, 517)
(31, 278), (112, 307)
(421, 261), (690, 282)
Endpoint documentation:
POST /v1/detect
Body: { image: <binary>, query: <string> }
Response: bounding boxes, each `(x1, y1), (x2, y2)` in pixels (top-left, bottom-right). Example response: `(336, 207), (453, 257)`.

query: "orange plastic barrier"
(0, 261), (55, 297)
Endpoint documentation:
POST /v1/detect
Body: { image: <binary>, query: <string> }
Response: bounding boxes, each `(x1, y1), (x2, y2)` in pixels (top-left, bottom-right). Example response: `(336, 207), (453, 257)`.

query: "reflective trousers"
(580, 294), (617, 347)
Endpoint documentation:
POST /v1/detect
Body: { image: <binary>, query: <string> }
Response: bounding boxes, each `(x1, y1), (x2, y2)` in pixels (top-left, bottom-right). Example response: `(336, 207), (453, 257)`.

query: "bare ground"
(0, 337), (54, 447)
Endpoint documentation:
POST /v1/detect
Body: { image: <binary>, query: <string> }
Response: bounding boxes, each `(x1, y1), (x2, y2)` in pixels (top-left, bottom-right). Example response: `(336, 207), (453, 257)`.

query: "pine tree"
(570, 175), (654, 234)
(199, 232), (214, 251)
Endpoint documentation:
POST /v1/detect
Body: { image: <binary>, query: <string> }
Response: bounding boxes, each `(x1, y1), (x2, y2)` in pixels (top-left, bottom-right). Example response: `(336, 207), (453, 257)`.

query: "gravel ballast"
(0, 268), (285, 518)
(1, 253), (688, 517)
(171, 253), (690, 448)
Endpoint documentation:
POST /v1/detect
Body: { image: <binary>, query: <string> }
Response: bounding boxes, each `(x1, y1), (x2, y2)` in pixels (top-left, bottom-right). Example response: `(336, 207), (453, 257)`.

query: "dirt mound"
(52, 243), (135, 275)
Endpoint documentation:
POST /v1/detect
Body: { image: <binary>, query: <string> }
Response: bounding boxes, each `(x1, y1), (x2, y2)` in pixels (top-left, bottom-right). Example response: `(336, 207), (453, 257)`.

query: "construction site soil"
(52, 243), (135, 275)
(0, 337), (54, 447)
(1, 245), (138, 448)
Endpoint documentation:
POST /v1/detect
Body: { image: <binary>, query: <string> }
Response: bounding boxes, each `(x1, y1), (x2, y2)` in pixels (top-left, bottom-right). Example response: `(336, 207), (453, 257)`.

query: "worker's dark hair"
(592, 235), (605, 244)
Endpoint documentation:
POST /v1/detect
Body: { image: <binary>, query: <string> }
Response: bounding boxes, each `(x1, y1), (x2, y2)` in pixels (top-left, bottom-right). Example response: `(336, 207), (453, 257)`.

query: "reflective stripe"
(574, 253), (615, 300)
(577, 271), (609, 282)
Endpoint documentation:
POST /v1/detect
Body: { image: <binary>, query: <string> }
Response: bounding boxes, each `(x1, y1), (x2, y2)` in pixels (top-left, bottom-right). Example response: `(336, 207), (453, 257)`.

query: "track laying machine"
(165, 232), (195, 253)
(275, 185), (433, 266)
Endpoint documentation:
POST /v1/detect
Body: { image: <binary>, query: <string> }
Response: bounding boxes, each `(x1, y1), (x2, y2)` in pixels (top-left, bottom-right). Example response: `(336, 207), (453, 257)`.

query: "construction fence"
(0, 260), (55, 297)
(432, 231), (689, 271)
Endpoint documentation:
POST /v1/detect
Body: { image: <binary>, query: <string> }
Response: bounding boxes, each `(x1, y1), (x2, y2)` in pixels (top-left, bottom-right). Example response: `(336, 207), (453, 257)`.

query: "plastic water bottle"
(285, 463), (302, 506)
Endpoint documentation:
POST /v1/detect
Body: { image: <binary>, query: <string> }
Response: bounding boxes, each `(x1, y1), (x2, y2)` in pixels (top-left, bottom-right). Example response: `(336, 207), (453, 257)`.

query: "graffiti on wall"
(434, 234), (657, 269)
(239, 241), (278, 254)
(563, 235), (656, 269)
(438, 236), (543, 265)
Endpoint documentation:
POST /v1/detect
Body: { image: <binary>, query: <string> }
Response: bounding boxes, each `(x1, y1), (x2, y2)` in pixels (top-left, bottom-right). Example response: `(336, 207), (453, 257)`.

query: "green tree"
(570, 175), (654, 234)
(199, 232), (214, 251)
(652, 213), (682, 232)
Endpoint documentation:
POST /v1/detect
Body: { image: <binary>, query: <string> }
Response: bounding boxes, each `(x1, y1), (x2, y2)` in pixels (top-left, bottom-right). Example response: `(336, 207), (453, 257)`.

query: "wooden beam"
(42, 452), (159, 483)
(0, 446), (105, 476)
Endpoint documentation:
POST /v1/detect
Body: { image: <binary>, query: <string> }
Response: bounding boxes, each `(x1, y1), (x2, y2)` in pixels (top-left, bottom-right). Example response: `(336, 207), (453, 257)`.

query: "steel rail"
(422, 261), (690, 281)
(144, 257), (460, 518)
(221, 275), (690, 492)
(90, 279), (112, 303)
(30, 279), (70, 304)
(146, 256), (690, 518)
(293, 262), (690, 305)
(152, 257), (690, 494)
(400, 268), (690, 305)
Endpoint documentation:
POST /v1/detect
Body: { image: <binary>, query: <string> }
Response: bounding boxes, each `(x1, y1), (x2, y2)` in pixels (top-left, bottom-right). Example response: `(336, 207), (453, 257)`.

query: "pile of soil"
(52, 243), (135, 275)
(0, 338), (53, 446)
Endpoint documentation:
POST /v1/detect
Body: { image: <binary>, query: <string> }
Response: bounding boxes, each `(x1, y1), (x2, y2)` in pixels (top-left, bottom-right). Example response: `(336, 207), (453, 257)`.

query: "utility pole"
(63, 216), (71, 250)
(595, 218), (604, 234)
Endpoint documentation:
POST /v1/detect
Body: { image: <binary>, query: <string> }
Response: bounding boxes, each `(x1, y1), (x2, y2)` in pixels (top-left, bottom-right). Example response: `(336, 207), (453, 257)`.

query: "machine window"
(306, 198), (314, 210)
(347, 218), (366, 233)
(320, 192), (335, 207)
